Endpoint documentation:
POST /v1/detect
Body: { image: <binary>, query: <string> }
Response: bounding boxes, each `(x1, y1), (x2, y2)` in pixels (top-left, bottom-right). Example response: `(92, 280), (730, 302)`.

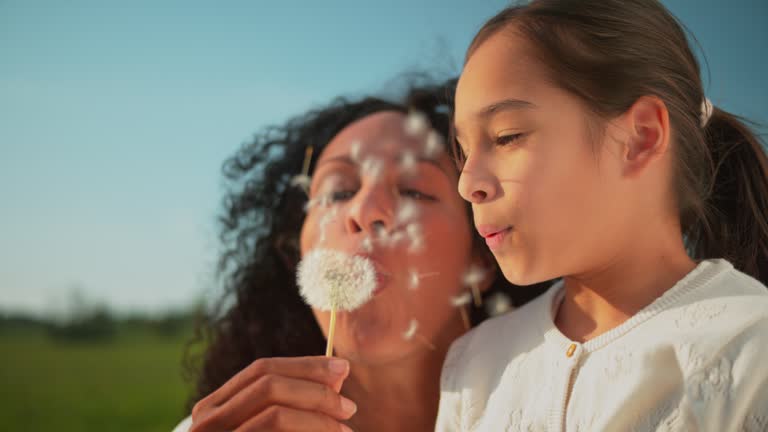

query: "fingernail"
(329, 358), (349, 375)
(340, 396), (357, 416)
(340, 424), (354, 432)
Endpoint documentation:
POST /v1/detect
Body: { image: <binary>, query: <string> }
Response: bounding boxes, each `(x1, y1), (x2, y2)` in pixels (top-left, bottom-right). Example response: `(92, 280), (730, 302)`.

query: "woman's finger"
(194, 356), (349, 416)
(235, 405), (353, 432)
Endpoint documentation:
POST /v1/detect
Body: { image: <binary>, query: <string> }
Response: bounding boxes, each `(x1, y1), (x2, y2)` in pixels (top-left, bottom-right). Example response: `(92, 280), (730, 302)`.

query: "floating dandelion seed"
(399, 150), (419, 176)
(297, 249), (377, 356)
(451, 292), (473, 330)
(463, 266), (486, 307)
(404, 110), (429, 137)
(424, 130), (444, 159)
(451, 292), (472, 307)
(385, 230), (406, 248)
(350, 140), (363, 162)
(360, 235), (374, 253)
(408, 270), (439, 290)
(403, 319), (419, 340)
(486, 292), (513, 317)
(360, 157), (384, 182)
(405, 223), (424, 253)
(318, 207), (339, 244)
(408, 269), (420, 290)
(290, 174), (312, 194)
(395, 200), (420, 226)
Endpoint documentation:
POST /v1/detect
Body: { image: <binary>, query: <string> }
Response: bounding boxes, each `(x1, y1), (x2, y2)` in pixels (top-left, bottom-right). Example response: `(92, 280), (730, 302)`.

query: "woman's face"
(300, 110), (476, 364)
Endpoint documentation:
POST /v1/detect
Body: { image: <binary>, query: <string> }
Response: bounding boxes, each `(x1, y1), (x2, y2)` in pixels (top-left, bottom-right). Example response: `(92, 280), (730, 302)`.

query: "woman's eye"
(495, 133), (524, 146)
(330, 190), (356, 202)
(400, 188), (435, 201)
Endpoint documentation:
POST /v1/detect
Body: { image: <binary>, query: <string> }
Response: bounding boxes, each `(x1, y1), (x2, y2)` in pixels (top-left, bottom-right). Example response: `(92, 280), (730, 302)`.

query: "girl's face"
(299, 110), (475, 364)
(454, 30), (636, 285)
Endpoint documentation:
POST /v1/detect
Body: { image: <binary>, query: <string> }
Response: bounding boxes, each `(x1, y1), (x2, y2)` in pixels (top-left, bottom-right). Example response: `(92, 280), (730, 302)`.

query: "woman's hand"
(189, 356), (356, 432)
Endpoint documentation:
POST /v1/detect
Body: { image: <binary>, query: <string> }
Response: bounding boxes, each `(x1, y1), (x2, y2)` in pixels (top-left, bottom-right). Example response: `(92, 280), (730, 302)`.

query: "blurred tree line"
(0, 289), (203, 343)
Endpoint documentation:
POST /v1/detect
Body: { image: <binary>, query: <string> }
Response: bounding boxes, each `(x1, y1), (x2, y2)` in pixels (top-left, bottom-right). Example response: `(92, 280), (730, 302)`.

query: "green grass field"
(0, 326), (197, 432)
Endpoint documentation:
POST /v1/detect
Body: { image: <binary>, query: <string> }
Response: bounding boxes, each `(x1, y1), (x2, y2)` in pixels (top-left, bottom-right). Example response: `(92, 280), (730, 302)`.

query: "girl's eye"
(495, 133), (524, 146)
(400, 188), (435, 201)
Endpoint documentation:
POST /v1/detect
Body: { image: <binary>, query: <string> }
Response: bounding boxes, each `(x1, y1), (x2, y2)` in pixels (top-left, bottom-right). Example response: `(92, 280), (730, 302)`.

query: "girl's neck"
(555, 226), (697, 343)
(340, 345), (447, 432)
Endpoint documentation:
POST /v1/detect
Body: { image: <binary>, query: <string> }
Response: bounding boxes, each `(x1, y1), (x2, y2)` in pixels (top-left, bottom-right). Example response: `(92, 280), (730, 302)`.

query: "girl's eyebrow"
(454, 98), (536, 139)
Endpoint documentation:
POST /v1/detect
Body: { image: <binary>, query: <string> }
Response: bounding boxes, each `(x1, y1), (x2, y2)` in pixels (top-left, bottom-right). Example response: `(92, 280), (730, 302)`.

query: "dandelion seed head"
(424, 130), (444, 159)
(402, 319), (419, 340)
(451, 292), (472, 307)
(486, 293), (513, 317)
(297, 249), (377, 311)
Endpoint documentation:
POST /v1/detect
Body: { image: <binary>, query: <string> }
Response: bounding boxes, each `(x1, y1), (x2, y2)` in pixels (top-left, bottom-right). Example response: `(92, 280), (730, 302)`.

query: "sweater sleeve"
(171, 415), (192, 432)
(435, 333), (472, 432)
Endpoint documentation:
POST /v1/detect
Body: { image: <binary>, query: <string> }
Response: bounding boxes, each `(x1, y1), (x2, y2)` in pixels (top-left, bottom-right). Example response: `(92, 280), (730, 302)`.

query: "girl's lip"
(482, 227), (512, 251)
(476, 224), (513, 238)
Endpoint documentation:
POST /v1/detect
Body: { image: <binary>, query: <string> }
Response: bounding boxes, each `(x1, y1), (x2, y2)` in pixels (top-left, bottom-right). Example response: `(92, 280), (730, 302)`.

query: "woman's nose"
(344, 185), (395, 235)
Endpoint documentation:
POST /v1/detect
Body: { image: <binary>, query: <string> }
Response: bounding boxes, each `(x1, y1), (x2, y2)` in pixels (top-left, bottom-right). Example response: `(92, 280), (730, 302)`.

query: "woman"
(174, 78), (550, 432)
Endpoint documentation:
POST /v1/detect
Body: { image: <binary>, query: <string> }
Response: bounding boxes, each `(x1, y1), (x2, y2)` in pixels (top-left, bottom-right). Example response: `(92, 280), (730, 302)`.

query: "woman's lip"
(483, 227), (512, 251)
(354, 254), (390, 296)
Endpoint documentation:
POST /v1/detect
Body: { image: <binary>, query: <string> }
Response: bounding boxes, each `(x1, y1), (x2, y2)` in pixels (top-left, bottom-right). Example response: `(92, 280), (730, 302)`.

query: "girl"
(173, 80), (550, 432)
(437, 0), (768, 430)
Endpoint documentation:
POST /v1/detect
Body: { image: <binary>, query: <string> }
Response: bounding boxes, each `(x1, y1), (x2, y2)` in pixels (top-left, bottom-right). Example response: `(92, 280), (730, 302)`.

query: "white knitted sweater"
(436, 259), (768, 431)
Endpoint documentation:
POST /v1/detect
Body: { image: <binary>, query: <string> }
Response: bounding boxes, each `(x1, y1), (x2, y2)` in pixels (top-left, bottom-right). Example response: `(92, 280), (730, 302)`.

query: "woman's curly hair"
(183, 78), (551, 408)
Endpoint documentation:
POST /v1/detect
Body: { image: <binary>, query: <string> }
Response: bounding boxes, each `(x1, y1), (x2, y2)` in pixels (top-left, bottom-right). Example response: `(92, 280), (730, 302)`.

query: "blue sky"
(1, 0), (766, 315)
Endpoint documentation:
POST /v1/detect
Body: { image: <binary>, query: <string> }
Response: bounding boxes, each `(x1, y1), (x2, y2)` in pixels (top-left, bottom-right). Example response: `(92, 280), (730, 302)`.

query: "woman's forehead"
(320, 110), (424, 160)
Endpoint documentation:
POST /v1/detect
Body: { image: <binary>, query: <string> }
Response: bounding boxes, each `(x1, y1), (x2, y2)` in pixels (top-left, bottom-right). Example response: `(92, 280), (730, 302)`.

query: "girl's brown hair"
(467, 0), (768, 283)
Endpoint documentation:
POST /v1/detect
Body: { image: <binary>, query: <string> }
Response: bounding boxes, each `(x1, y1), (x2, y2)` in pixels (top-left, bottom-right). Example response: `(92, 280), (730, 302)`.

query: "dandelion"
(404, 110), (429, 137)
(360, 157), (384, 182)
(463, 266), (486, 307)
(360, 235), (374, 253)
(424, 130), (444, 159)
(350, 139), (363, 162)
(318, 206), (339, 244)
(403, 319), (419, 340)
(402, 318), (436, 350)
(297, 249), (377, 356)
(399, 150), (419, 176)
(486, 292), (513, 317)
(395, 200), (420, 226)
(290, 174), (312, 194)
(405, 223), (425, 253)
(451, 292), (473, 330)
(408, 269), (439, 290)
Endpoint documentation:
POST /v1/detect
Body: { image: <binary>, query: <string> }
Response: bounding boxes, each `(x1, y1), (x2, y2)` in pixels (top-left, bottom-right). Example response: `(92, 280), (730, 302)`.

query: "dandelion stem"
(459, 307), (470, 331)
(471, 285), (483, 307)
(325, 308), (337, 357)
(302, 146), (314, 178)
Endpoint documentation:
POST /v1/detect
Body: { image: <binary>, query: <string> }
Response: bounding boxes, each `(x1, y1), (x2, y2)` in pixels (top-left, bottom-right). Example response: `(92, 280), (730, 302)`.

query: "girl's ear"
(620, 95), (671, 177)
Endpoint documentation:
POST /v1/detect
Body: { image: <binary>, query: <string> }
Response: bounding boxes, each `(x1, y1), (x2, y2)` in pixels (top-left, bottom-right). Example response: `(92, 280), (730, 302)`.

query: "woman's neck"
(339, 324), (460, 432)
(556, 223), (696, 343)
